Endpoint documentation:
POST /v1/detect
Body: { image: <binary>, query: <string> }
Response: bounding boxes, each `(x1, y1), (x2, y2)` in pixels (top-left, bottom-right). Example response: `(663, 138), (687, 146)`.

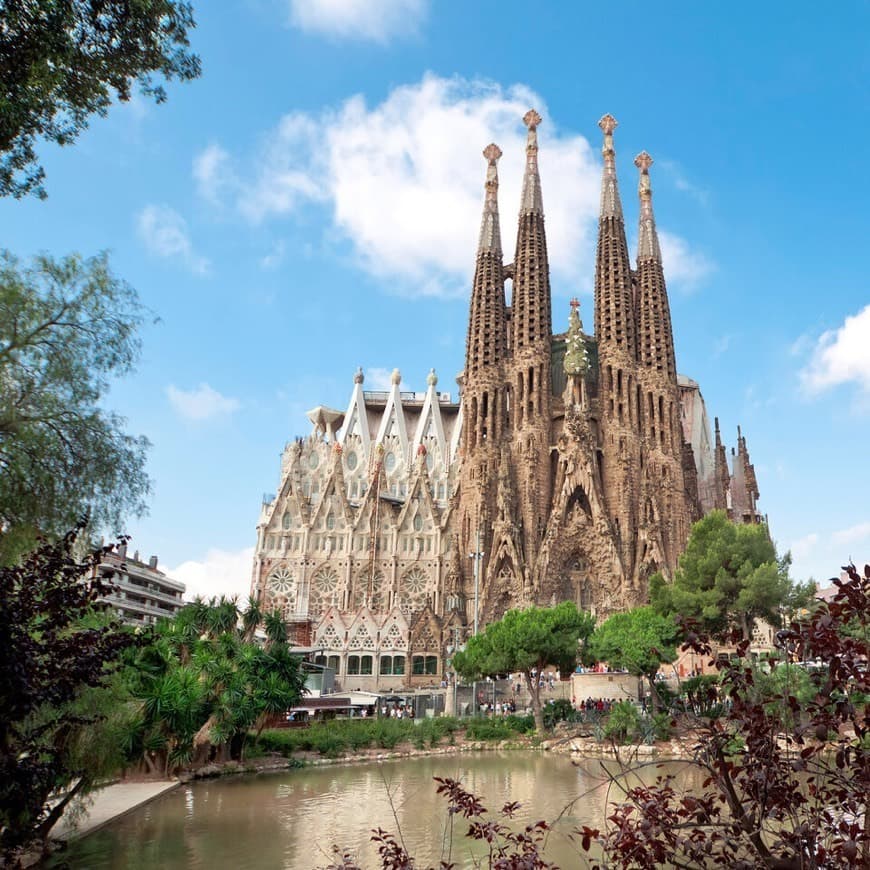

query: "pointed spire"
(511, 109), (552, 358)
(634, 151), (662, 263)
(465, 144), (507, 377)
(594, 113), (636, 357)
(478, 143), (503, 253)
(520, 109), (544, 215)
(634, 149), (676, 383)
(598, 114), (623, 219)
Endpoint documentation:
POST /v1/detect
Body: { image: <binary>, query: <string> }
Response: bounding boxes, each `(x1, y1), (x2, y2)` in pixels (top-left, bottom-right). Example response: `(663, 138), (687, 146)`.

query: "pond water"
(55, 752), (698, 869)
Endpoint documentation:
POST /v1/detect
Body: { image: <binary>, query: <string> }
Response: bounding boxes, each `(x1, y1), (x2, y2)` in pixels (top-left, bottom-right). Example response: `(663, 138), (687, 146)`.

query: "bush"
(602, 700), (640, 743)
(542, 698), (578, 729)
(504, 714), (535, 734)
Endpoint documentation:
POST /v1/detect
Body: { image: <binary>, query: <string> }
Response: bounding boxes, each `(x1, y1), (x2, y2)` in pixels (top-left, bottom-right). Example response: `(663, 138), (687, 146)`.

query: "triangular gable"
(395, 469), (438, 530)
(340, 377), (372, 465)
(374, 380), (409, 465)
(346, 607), (379, 650)
(411, 377), (447, 459)
(448, 403), (463, 465)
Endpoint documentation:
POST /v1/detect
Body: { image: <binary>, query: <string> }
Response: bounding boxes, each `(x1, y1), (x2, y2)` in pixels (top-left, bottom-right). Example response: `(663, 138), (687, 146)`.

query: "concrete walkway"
(53, 781), (179, 841)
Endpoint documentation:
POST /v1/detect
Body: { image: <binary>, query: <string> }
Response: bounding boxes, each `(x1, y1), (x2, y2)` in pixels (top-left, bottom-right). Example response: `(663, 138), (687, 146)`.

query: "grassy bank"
(252, 715), (536, 759)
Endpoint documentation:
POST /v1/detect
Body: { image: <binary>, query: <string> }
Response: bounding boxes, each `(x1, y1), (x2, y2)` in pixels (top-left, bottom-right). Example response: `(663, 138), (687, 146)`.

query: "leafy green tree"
(125, 597), (307, 772)
(452, 602), (594, 733)
(650, 510), (812, 642)
(587, 607), (679, 711)
(0, 525), (137, 860)
(0, 0), (200, 198)
(0, 251), (151, 563)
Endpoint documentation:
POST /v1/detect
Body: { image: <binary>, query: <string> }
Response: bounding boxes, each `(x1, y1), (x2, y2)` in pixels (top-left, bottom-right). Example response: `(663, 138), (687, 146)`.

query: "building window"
(411, 655), (439, 675)
(380, 656), (393, 676)
(360, 655), (373, 675)
(413, 514), (423, 531)
(346, 451), (358, 471)
(347, 655), (360, 675)
(282, 512), (291, 530)
(326, 513), (335, 530)
(385, 451), (396, 472)
(392, 655), (405, 675)
(327, 655), (340, 671)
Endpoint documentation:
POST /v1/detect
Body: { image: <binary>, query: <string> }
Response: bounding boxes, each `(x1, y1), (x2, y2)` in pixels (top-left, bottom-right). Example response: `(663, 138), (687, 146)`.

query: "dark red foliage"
(0, 524), (138, 857)
(585, 563), (870, 869)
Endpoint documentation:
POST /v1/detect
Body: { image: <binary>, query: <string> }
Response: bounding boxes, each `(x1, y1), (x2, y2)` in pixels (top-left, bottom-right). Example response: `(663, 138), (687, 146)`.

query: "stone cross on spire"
(520, 109), (544, 215)
(634, 150), (662, 263)
(598, 113), (623, 219)
(478, 143), (503, 253)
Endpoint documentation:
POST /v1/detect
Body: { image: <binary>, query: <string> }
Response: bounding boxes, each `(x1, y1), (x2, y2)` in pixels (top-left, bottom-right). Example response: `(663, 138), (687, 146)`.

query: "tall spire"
(634, 150), (676, 383)
(478, 143), (503, 253)
(593, 113), (636, 355)
(599, 113), (623, 219)
(464, 144), (507, 377)
(635, 151), (662, 263)
(520, 109), (544, 215)
(511, 108), (552, 354)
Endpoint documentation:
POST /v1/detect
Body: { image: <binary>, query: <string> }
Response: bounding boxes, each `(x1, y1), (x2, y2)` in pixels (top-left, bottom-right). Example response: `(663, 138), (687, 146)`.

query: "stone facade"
(250, 111), (763, 691)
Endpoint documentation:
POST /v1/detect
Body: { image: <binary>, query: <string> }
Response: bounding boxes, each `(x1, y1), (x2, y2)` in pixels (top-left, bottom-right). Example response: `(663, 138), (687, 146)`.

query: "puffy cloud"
(192, 143), (231, 204)
(788, 523), (870, 585)
(658, 229), (715, 291)
(168, 546), (255, 602)
(365, 367), (396, 391)
(800, 304), (870, 396)
(136, 204), (209, 275)
(166, 383), (241, 421)
(287, 0), (427, 42)
(195, 75), (711, 298)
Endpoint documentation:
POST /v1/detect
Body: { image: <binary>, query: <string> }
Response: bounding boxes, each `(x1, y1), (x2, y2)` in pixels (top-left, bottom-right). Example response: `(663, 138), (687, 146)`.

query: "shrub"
(602, 700), (640, 743)
(542, 698), (577, 729)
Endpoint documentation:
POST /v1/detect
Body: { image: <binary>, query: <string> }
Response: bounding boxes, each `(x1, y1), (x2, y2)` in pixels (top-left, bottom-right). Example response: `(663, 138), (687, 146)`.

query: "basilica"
(249, 112), (762, 691)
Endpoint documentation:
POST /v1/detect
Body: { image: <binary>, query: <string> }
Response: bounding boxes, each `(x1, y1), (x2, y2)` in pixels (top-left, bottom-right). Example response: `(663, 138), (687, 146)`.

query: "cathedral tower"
(633, 151), (695, 567)
(507, 109), (554, 592)
(593, 115), (643, 585)
(457, 144), (509, 623)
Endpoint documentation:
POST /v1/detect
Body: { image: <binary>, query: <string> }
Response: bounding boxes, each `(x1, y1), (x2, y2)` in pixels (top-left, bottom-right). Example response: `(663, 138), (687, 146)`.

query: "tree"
(0, 250), (151, 563)
(650, 510), (811, 642)
(124, 597), (307, 773)
(0, 0), (200, 198)
(586, 607), (679, 712)
(0, 525), (137, 860)
(452, 602), (594, 733)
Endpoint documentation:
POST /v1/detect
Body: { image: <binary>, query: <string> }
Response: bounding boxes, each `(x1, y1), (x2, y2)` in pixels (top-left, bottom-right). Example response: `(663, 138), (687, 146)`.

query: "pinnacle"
(634, 151), (654, 173)
(483, 143), (502, 164)
(598, 114), (618, 136)
(523, 108), (542, 130)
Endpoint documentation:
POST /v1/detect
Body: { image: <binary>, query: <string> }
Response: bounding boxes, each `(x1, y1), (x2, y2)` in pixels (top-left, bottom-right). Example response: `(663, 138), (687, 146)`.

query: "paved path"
(53, 781), (179, 841)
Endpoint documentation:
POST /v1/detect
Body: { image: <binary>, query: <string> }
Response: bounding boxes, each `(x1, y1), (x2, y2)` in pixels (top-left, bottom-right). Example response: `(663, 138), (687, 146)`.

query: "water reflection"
(53, 753), (699, 869)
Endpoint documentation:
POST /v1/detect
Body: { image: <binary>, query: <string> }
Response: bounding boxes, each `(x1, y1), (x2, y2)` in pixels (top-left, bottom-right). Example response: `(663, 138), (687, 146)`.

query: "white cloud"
(169, 546), (255, 602)
(800, 304), (870, 397)
(193, 143), (231, 204)
(288, 0), (427, 42)
(788, 522), (870, 585)
(365, 367), (395, 391)
(658, 159), (710, 207)
(136, 204), (209, 275)
(658, 229), (714, 291)
(196, 74), (710, 298)
(166, 383), (241, 421)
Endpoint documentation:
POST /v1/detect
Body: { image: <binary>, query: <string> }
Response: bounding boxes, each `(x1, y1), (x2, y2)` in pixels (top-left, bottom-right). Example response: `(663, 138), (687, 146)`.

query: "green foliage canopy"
(452, 601), (594, 732)
(0, 0), (200, 198)
(0, 251), (151, 562)
(650, 510), (811, 640)
(588, 606), (678, 682)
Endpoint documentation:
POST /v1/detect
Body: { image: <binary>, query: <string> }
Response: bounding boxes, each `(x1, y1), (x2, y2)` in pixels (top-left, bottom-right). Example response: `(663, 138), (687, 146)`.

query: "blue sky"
(3, 0), (869, 597)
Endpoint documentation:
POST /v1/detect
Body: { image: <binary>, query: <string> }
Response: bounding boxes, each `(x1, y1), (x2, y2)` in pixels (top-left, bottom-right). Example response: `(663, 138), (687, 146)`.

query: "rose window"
(267, 566), (295, 595)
